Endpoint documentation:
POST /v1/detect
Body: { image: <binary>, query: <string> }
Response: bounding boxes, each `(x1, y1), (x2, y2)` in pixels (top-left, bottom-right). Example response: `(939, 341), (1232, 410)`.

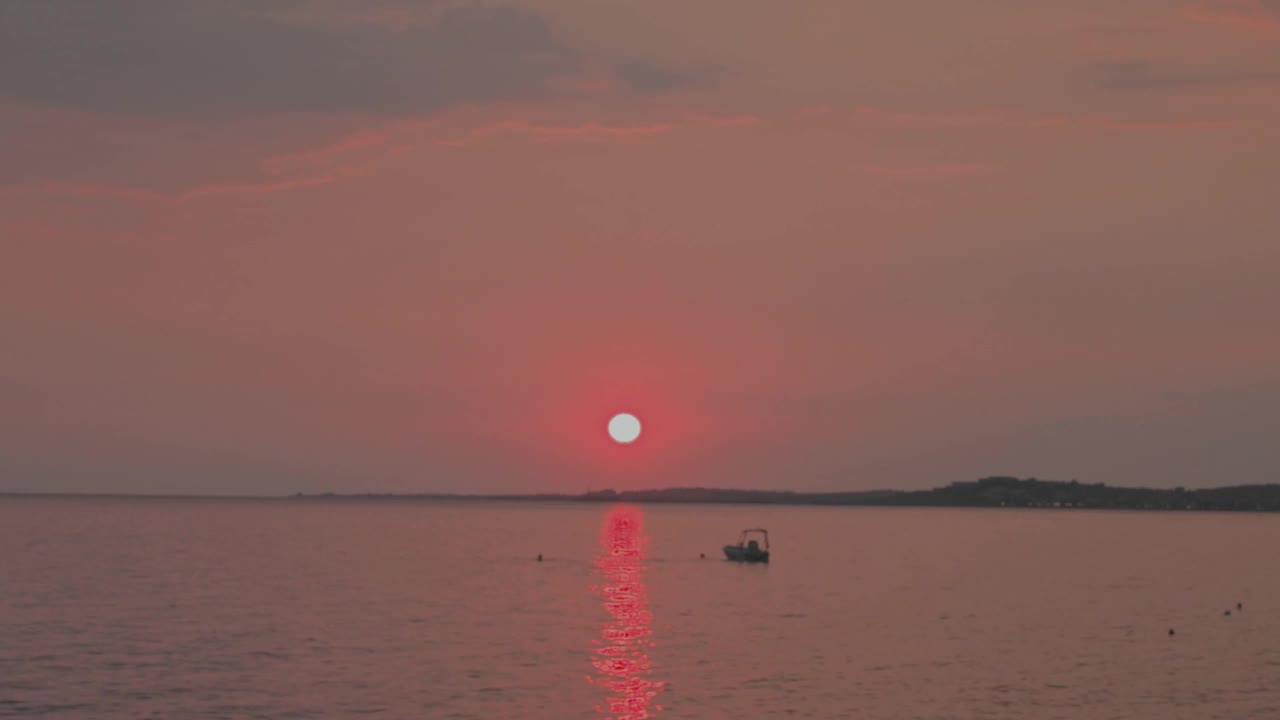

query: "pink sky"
(2, 1), (1278, 494)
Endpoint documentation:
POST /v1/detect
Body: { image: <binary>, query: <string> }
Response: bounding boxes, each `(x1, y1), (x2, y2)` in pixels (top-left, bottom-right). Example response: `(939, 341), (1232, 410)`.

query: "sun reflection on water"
(591, 505), (665, 719)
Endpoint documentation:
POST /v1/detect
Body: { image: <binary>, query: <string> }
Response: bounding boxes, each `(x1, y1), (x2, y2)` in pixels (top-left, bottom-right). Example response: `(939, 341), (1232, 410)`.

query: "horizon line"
(3, 477), (1278, 502)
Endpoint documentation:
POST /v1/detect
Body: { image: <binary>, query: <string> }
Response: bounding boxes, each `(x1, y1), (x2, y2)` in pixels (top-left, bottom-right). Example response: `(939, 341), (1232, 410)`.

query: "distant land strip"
(293, 476), (1280, 512)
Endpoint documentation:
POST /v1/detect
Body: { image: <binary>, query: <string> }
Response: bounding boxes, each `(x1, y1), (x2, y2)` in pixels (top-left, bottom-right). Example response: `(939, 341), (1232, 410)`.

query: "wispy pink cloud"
(677, 111), (766, 128)
(844, 107), (1237, 132)
(2, 175), (336, 205)
(427, 108), (766, 147)
(793, 105), (834, 120)
(296, 107), (1231, 176)
(0, 181), (165, 205)
(1094, 119), (1238, 130)
(851, 163), (1001, 180)
(176, 174), (337, 201)
(260, 131), (388, 175)
(0, 99), (1234, 209)
(435, 120), (678, 146)
(1182, 1), (1280, 39)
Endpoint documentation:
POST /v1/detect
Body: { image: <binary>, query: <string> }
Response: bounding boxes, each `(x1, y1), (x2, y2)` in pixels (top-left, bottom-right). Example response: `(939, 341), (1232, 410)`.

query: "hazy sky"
(3, 1), (1278, 495)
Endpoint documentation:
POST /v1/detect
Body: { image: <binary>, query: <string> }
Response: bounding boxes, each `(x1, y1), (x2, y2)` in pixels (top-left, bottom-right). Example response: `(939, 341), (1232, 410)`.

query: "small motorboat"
(723, 528), (770, 563)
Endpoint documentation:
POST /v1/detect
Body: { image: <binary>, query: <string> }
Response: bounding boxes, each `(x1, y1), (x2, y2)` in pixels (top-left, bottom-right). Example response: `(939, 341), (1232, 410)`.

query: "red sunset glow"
(1, 2), (1278, 497)
(5, 5), (1280, 720)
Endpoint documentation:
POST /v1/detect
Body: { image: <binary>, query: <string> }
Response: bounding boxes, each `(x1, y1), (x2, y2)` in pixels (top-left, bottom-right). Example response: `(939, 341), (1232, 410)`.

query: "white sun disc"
(608, 413), (642, 444)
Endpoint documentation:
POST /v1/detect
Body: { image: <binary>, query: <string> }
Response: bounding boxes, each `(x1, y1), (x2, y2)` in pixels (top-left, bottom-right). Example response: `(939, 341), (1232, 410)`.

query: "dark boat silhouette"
(723, 528), (770, 563)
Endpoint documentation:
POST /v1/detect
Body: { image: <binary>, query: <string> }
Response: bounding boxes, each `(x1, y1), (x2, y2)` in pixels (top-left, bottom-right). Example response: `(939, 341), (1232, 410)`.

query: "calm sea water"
(2, 497), (1278, 719)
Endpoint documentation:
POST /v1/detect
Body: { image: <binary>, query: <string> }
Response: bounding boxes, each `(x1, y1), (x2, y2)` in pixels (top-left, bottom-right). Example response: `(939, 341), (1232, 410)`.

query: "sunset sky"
(3, 1), (1278, 495)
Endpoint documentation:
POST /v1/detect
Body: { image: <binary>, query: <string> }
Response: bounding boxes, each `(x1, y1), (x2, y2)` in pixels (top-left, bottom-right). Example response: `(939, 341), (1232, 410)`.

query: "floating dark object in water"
(1168, 628), (1175, 636)
(699, 553), (706, 559)
(1224, 610), (1231, 616)
(537, 554), (543, 562)
(723, 528), (770, 563)
(1237, 602), (1243, 611)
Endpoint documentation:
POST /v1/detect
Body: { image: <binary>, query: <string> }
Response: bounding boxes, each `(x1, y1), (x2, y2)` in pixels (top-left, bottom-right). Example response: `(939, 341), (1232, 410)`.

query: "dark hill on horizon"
(296, 476), (1280, 512)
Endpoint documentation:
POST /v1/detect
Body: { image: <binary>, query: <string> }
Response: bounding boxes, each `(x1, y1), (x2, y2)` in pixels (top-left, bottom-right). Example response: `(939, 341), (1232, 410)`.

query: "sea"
(2, 496), (1278, 719)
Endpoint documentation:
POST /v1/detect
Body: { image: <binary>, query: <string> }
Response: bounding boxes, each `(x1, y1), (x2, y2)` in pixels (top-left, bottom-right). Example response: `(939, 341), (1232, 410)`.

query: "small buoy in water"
(1168, 628), (1175, 636)
(537, 554), (543, 562)
(1224, 610), (1231, 616)
(700, 553), (706, 559)
(1237, 602), (1243, 611)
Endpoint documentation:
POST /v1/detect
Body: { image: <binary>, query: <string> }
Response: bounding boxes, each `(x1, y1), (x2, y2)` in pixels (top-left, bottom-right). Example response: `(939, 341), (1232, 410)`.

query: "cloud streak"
(835, 107), (1238, 132)
(0, 1), (577, 114)
(614, 59), (709, 94)
(435, 120), (679, 146)
(1092, 59), (1280, 90)
(851, 163), (1001, 180)
(2, 175), (337, 205)
(0, 100), (1236, 206)
(1183, 0), (1280, 39)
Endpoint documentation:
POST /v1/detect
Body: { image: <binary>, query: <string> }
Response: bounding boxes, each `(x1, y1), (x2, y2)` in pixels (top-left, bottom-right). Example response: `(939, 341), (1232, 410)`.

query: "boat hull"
(723, 545), (769, 563)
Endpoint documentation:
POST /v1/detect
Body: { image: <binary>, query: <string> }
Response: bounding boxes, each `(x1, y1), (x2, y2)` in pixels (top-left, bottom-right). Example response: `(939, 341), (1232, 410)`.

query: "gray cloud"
(1093, 60), (1280, 91)
(614, 59), (706, 94)
(0, 1), (578, 114)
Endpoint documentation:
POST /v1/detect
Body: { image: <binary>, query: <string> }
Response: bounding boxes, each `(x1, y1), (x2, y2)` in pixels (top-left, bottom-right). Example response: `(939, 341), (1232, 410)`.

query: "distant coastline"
(291, 476), (1280, 513)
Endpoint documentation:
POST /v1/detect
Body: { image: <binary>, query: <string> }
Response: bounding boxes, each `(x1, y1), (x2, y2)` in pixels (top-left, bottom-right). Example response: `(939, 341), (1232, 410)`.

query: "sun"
(608, 413), (642, 444)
